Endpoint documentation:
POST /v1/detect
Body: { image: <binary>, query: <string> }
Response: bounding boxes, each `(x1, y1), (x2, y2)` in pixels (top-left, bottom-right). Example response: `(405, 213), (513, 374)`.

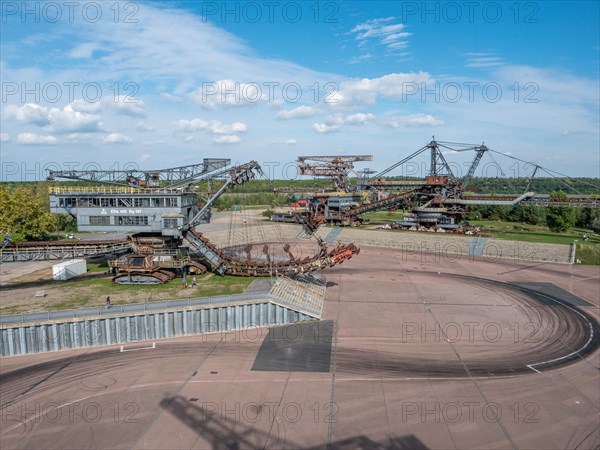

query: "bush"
(546, 191), (576, 232)
(467, 211), (481, 221)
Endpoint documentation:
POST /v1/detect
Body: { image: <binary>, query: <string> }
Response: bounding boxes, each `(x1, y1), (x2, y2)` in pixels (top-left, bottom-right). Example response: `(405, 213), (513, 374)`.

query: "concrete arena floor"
(1, 246), (599, 449)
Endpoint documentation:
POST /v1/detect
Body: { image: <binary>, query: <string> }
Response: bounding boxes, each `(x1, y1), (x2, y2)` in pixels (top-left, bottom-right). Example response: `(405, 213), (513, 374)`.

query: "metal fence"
(0, 300), (313, 357)
(0, 292), (269, 326)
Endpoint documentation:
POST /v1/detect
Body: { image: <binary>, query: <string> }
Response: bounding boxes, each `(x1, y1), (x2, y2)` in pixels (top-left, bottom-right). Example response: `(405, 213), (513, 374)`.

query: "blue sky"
(1, 1), (599, 180)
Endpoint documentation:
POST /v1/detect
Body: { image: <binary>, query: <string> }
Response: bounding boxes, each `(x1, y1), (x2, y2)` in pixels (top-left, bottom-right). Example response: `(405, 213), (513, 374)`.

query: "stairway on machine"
(324, 227), (343, 243)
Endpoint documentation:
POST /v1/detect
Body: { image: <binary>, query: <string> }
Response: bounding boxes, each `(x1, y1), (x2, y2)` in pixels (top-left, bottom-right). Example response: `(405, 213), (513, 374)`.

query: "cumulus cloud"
(70, 96), (146, 117)
(5, 103), (104, 133)
(69, 99), (102, 114)
(313, 123), (340, 134)
(210, 121), (247, 134)
(333, 72), (434, 106)
(174, 118), (207, 132)
(4, 103), (50, 126)
(16, 133), (57, 144)
(387, 114), (444, 127)
(0, 133), (10, 142)
(285, 139), (297, 145)
(109, 96), (146, 117)
(213, 135), (241, 144)
(47, 104), (104, 132)
(344, 113), (375, 125)
(276, 106), (321, 119)
(313, 112), (375, 133)
(104, 133), (132, 143)
(174, 118), (247, 136)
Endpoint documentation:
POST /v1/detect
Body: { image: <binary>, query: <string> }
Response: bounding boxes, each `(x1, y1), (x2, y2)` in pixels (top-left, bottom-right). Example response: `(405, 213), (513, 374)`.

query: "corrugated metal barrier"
(0, 300), (313, 357)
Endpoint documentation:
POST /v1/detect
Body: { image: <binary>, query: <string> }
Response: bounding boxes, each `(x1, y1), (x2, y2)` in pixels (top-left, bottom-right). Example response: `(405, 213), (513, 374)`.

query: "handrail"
(49, 186), (191, 195)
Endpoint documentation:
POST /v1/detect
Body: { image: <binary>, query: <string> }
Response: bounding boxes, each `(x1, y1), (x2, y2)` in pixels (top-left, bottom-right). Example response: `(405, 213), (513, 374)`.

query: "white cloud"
(16, 133), (57, 144)
(70, 99), (102, 113)
(69, 96), (146, 117)
(136, 121), (156, 132)
(285, 139), (297, 145)
(387, 114), (444, 127)
(104, 133), (132, 143)
(66, 133), (102, 141)
(174, 118), (208, 132)
(313, 123), (340, 134)
(47, 104), (104, 133)
(213, 135), (241, 144)
(345, 113), (375, 125)
(466, 53), (505, 68)
(334, 72), (434, 106)
(5, 102), (104, 133)
(109, 96), (147, 117)
(62, 5), (329, 95)
(4, 103), (50, 126)
(68, 42), (101, 59)
(313, 112), (375, 133)
(174, 118), (247, 135)
(210, 121), (247, 134)
(0, 133), (10, 142)
(276, 106), (321, 119)
(351, 18), (411, 52)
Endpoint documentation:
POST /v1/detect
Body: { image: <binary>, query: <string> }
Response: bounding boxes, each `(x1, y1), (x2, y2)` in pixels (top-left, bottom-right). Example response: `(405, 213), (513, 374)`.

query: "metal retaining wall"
(0, 301), (313, 357)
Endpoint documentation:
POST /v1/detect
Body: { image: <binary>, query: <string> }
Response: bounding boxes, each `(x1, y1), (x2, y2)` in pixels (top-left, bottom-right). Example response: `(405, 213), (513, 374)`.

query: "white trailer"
(52, 259), (87, 281)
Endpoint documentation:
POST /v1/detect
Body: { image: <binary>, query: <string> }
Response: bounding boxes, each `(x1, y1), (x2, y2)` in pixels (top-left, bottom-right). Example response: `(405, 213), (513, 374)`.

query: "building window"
(165, 197), (178, 207)
(117, 197), (133, 208)
(133, 197), (150, 207)
(116, 216), (149, 226)
(163, 218), (179, 228)
(59, 197), (76, 208)
(89, 216), (111, 225)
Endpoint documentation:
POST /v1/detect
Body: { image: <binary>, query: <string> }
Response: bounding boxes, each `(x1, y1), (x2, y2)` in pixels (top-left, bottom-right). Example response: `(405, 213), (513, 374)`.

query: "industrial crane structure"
(296, 155), (373, 192)
(273, 138), (599, 233)
(2, 160), (360, 283)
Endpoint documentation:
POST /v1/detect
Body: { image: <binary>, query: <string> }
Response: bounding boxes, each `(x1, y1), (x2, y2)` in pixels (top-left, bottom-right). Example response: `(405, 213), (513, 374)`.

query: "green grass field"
(469, 221), (600, 264)
(3, 267), (254, 315)
(60, 272), (253, 299)
(360, 210), (406, 222)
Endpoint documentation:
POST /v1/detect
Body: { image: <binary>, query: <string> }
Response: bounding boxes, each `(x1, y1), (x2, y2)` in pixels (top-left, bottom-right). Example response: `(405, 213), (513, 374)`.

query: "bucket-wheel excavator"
(1, 160), (359, 283)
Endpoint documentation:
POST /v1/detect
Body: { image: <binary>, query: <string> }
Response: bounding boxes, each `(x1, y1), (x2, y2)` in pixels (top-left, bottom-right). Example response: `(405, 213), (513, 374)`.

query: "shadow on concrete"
(251, 321), (334, 372)
(160, 394), (430, 449)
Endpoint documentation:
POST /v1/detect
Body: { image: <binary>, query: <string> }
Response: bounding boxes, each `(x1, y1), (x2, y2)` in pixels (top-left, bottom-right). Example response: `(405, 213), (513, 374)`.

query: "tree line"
(467, 191), (600, 232)
(1, 182), (599, 242)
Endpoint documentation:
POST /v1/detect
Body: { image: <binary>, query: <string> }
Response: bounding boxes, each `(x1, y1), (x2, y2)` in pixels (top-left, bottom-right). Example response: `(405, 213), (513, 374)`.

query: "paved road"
(1, 247), (598, 449)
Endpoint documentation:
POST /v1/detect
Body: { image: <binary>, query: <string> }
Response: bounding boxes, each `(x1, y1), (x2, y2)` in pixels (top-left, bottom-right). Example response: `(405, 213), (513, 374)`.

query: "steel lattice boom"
(47, 158), (231, 189)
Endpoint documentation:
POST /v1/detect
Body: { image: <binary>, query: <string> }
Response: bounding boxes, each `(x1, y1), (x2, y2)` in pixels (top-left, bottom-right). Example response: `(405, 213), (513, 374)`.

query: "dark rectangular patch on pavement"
(251, 320), (333, 372)
(510, 282), (593, 307)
